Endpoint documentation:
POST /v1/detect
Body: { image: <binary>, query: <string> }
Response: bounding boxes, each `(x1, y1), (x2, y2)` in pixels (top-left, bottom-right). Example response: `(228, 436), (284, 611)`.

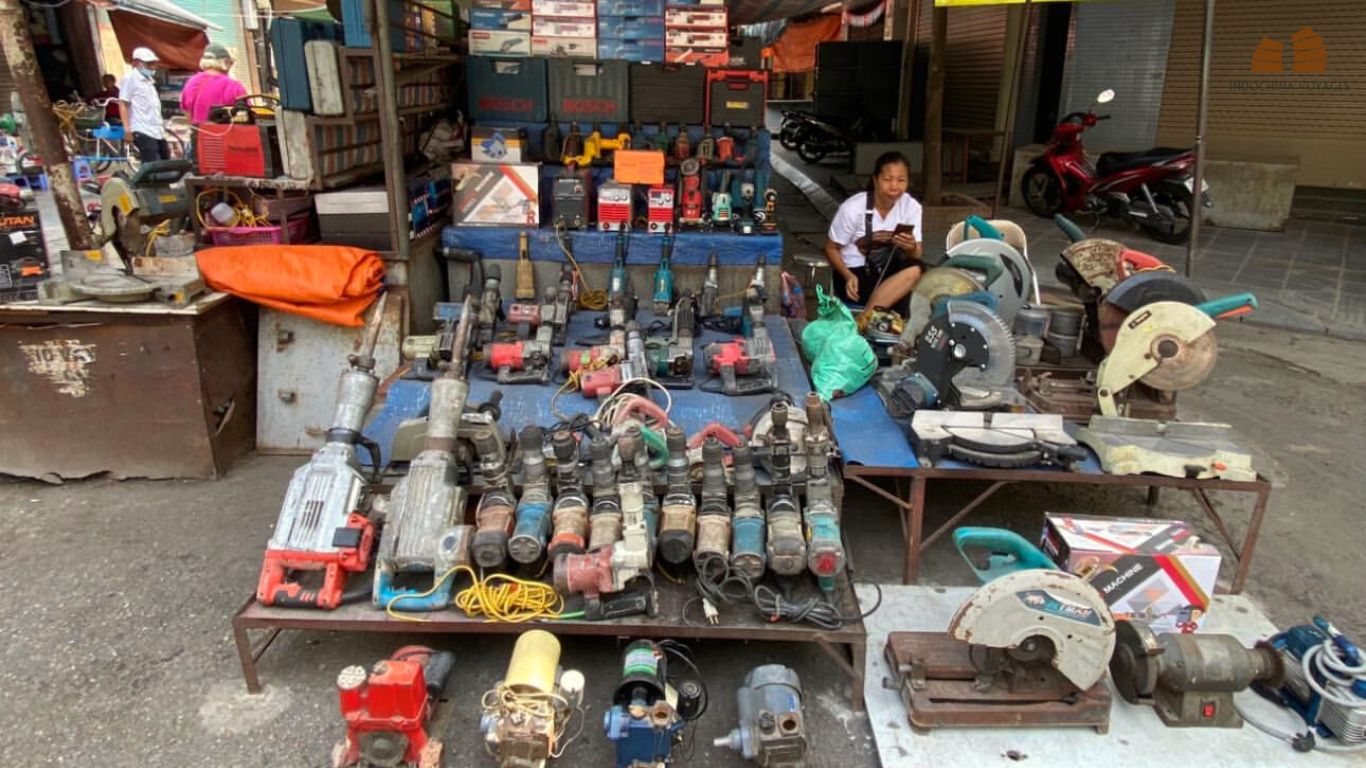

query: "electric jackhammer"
(547, 430), (590, 559)
(656, 425), (697, 569)
(508, 426), (553, 567)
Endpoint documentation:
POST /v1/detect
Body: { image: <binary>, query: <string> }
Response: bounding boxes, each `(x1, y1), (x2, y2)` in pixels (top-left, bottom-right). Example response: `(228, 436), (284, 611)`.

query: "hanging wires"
(554, 221), (606, 311)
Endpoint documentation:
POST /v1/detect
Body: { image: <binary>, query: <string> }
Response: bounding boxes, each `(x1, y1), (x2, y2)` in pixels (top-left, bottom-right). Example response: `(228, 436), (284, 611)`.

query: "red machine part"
(580, 365), (624, 397)
(506, 302), (542, 327)
(647, 185), (675, 233)
(561, 345), (620, 374)
(335, 647), (438, 768)
(1116, 248), (1172, 280)
(598, 183), (632, 232)
(716, 135), (735, 163)
(257, 512), (374, 609)
(679, 174), (703, 224)
(686, 422), (742, 452)
(196, 124), (273, 177)
(487, 341), (529, 371)
(554, 546), (615, 599)
(706, 339), (757, 375)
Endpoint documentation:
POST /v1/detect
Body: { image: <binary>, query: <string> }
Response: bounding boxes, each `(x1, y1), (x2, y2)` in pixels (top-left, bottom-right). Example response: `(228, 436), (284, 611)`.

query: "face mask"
(137, 64), (154, 77)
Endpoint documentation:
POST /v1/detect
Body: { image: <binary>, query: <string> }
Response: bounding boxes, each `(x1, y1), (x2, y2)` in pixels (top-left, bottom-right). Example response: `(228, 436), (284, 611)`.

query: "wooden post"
(923, 5), (947, 206)
(895, 0), (923, 141)
(990, 0), (1032, 218)
(0, 0), (94, 250)
(1186, 0), (1215, 278)
(373, 0), (411, 266)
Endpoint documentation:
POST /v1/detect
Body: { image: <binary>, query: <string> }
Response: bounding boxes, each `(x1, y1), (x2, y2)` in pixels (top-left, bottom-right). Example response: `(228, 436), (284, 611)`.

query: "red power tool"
(332, 646), (456, 768)
(485, 332), (553, 385)
(677, 159), (704, 229)
(702, 327), (776, 395)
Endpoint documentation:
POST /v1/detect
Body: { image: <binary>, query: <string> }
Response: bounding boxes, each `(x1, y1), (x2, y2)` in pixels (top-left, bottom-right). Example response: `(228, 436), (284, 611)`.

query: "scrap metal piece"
(1077, 416), (1255, 481)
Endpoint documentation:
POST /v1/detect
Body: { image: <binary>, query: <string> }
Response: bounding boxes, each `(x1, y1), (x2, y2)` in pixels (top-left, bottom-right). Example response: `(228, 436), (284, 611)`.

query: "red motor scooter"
(1021, 89), (1211, 244)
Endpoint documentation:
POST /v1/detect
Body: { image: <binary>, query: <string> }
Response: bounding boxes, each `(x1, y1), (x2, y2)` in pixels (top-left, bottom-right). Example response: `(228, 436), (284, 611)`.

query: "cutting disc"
(944, 301), (1016, 387)
(73, 272), (155, 302)
(904, 267), (985, 343)
(947, 238), (1032, 326)
(1140, 325), (1217, 391)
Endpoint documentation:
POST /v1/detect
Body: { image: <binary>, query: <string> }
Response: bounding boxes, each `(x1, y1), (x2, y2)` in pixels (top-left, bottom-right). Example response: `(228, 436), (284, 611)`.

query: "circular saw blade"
(1140, 325), (1217, 391)
(944, 301), (1016, 387)
(904, 267), (985, 342)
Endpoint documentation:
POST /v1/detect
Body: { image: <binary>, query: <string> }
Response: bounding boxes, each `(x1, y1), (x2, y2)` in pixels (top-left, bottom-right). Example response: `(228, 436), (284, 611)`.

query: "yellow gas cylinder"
(505, 629), (560, 694)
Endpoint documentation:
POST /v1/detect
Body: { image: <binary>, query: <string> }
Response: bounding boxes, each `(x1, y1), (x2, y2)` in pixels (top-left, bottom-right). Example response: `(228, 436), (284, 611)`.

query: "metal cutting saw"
(98, 159), (193, 258)
(885, 569), (1115, 732)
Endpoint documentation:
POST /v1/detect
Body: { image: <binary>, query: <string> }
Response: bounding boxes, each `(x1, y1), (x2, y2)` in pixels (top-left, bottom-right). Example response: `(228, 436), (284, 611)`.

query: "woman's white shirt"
(826, 191), (923, 268)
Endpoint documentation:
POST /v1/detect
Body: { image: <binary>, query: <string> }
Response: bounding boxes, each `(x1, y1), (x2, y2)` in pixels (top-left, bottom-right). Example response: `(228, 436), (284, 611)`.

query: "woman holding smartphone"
(823, 151), (925, 315)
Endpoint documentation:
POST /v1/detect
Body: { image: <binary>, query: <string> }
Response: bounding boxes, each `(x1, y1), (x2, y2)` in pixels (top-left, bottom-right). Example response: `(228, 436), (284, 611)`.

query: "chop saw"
(884, 570), (1115, 733)
(876, 301), (1017, 419)
(1080, 300), (1256, 481)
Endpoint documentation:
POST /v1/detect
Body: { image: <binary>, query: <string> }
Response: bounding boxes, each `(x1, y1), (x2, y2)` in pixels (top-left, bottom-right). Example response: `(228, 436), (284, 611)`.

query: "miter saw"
(1078, 300), (1257, 480)
(876, 301), (1017, 420)
(98, 159), (193, 258)
(884, 569), (1115, 733)
(944, 238), (1033, 327)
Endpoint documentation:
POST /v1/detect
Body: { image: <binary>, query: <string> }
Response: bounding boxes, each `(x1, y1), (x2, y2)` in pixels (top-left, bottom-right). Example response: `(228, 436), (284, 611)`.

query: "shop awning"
(87, 0), (222, 31)
(82, 0), (219, 70)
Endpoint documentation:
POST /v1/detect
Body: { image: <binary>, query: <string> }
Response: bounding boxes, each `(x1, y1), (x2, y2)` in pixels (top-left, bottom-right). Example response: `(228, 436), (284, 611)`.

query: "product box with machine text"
(451, 162), (540, 227)
(0, 207), (49, 301)
(1041, 513), (1220, 634)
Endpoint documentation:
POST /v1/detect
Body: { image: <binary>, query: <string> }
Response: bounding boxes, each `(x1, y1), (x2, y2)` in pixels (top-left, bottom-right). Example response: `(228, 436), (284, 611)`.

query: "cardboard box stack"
(596, 0), (665, 62)
(664, 0), (727, 66)
(531, 0), (597, 58)
(469, 0), (532, 56)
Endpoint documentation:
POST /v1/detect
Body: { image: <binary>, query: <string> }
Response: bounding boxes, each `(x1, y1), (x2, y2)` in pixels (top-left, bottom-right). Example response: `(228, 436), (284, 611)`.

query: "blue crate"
(596, 15), (664, 41)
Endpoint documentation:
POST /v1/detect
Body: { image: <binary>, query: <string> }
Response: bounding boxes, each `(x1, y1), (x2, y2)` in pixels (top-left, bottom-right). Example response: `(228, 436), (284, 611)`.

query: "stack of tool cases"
(532, 0), (598, 58)
(664, 0), (727, 66)
(596, 0), (665, 62)
(470, 0), (533, 56)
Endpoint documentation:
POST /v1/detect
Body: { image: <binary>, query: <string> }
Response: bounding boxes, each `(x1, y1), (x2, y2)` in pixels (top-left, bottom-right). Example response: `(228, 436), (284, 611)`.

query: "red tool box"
(705, 69), (768, 127)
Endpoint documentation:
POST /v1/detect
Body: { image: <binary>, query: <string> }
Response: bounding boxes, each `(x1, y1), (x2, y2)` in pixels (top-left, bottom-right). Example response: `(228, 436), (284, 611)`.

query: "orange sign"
(612, 150), (665, 186)
(1252, 27), (1326, 74)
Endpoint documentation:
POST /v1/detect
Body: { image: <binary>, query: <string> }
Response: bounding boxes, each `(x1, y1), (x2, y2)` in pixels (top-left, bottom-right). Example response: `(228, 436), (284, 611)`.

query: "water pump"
(714, 665), (808, 767)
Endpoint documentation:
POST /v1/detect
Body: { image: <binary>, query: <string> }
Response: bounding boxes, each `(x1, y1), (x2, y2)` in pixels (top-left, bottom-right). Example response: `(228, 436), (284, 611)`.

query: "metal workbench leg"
(1232, 483), (1271, 594)
(1147, 486), (1161, 507)
(815, 636), (866, 712)
(233, 619), (265, 694)
(905, 476), (926, 584)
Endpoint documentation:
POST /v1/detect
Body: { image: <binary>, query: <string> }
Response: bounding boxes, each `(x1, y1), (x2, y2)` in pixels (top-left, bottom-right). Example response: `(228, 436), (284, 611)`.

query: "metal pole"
(1186, 0), (1214, 278)
(0, 0), (94, 250)
(990, 0), (1032, 219)
(923, 5), (947, 206)
(373, 0), (411, 266)
(895, 0), (923, 141)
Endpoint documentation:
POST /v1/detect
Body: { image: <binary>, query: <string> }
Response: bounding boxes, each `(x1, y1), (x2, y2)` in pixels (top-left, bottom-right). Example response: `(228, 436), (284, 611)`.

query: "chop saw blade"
(943, 301), (1016, 387)
(903, 267), (985, 343)
(949, 569), (1116, 690)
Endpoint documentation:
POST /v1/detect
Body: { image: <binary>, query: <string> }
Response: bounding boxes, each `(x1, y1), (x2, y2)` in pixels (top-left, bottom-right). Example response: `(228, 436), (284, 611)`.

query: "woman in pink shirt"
(182, 45), (248, 119)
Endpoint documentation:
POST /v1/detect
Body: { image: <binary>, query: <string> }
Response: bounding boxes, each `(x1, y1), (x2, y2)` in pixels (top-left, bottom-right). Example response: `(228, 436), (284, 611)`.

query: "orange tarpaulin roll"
(765, 14), (843, 74)
(196, 245), (386, 327)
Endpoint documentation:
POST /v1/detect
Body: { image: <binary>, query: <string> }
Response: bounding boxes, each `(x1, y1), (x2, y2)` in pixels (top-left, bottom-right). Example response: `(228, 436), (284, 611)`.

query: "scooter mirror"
(1096, 89), (1116, 105)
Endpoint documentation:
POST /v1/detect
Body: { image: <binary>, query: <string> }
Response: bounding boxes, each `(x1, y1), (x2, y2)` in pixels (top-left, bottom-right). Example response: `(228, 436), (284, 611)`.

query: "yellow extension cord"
(554, 222), (607, 311)
(385, 564), (564, 624)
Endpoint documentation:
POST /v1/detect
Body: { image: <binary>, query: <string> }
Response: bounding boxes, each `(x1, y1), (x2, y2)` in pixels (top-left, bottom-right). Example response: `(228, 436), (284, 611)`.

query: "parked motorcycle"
(793, 114), (873, 164)
(1020, 89), (1211, 244)
(777, 109), (819, 151)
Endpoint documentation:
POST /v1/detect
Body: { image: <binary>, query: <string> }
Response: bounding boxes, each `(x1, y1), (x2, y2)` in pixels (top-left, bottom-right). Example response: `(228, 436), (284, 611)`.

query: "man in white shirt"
(824, 151), (924, 315)
(118, 47), (167, 163)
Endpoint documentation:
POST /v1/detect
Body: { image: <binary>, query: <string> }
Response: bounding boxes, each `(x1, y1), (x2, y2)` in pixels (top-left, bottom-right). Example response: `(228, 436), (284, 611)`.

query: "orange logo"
(1251, 27), (1327, 73)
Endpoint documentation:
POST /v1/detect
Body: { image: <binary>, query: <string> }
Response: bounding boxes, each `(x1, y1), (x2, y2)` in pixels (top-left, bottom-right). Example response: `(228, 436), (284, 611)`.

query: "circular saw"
(903, 266), (986, 344)
(949, 569), (1116, 692)
(946, 238), (1032, 328)
(1096, 301), (1217, 416)
(909, 301), (1016, 409)
(1097, 271), (1206, 351)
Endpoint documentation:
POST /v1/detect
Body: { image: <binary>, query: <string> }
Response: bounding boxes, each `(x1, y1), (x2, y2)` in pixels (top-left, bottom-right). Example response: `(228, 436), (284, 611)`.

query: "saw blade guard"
(949, 570), (1116, 690)
(1096, 301), (1217, 415)
(946, 238), (1032, 326)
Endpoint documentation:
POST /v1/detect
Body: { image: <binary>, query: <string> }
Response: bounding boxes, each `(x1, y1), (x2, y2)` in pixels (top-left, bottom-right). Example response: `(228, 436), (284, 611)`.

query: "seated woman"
(822, 151), (925, 316)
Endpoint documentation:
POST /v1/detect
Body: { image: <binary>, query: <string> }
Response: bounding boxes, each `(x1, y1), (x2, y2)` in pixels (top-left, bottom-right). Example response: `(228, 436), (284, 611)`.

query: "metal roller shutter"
(1060, 0), (1175, 151)
(915, 2), (1009, 131)
(1157, 0), (1366, 188)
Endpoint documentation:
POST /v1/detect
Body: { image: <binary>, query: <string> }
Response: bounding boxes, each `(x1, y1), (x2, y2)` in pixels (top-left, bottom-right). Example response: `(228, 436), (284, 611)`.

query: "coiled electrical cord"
(1237, 636), (1366, 753)
(687, 555), (882, 631)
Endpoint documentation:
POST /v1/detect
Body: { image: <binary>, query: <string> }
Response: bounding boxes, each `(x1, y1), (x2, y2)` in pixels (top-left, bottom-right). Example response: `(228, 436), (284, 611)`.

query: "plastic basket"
(205, 213), (314, 246)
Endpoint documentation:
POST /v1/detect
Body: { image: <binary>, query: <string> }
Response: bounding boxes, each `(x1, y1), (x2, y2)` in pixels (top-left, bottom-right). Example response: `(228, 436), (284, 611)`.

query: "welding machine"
(553, 167), (594, 230)
(196, 122), (282, 178)
(598, 181), (632, 232)
(647, 185), (675, 233)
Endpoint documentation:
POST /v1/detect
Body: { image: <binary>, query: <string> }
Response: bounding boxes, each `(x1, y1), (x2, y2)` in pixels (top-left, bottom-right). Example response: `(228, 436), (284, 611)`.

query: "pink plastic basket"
(205, 213), (314, 246)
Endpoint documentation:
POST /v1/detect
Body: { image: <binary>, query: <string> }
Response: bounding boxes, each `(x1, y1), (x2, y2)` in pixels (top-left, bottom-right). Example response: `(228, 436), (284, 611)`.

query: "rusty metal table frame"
(231, 579), (868, 709)
(842, 464), (1271, 593)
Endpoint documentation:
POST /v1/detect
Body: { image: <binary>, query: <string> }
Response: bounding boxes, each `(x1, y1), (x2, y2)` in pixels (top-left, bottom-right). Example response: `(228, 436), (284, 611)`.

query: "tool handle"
(953, 526), (1056, 583)
(1116, 248), (1171, 278)
(423, 651), (457, 698)
(943, 253), (1005, 287)
(1197, 292), (1258, 319)
(963, 215), (1003, 242)
(1054, 214), (1086, 243)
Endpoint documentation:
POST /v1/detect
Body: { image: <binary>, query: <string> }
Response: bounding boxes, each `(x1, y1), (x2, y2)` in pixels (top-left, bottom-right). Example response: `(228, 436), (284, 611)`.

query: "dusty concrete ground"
(1, 321), (1362, 767)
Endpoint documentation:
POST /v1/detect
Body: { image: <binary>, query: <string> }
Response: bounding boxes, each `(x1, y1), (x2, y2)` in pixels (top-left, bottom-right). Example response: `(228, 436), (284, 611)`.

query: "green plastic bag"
(800, 284), (877, 400)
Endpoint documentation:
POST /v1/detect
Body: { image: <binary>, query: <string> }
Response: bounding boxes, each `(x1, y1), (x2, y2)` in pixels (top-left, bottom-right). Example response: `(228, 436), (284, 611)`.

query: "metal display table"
(830, 386), (1272, 592)
(232, 577), (867, 706)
